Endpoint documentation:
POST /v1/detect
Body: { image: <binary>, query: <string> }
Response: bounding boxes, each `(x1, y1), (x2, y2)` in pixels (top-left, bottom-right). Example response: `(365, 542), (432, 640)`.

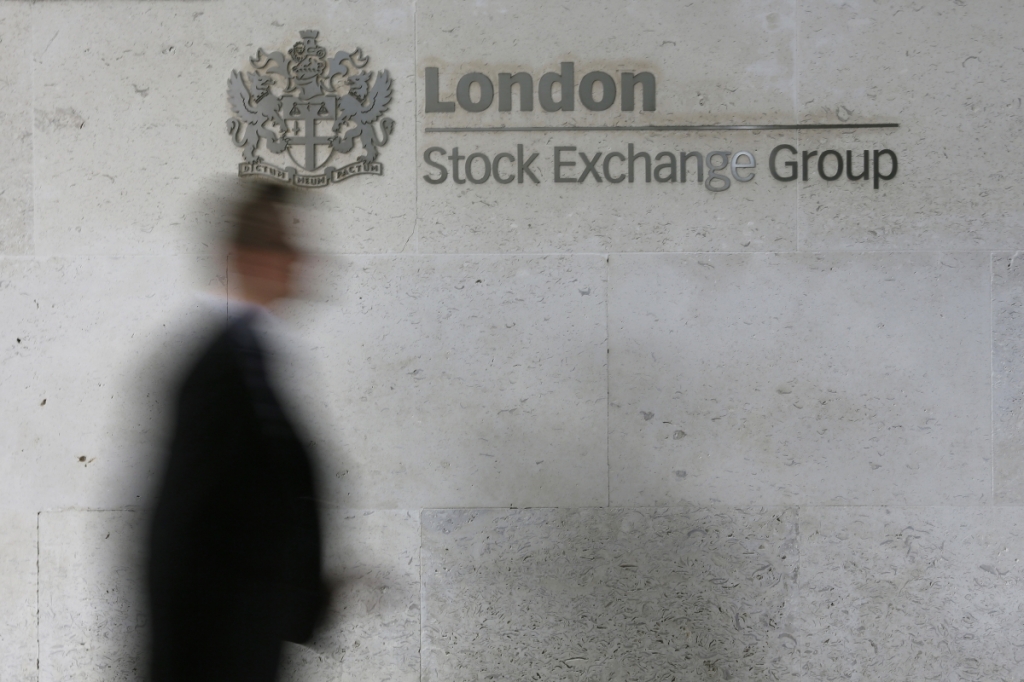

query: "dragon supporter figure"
(226, 32), (394, 171)
(227, 71), (287, 163)
(332, 70), (394, 163)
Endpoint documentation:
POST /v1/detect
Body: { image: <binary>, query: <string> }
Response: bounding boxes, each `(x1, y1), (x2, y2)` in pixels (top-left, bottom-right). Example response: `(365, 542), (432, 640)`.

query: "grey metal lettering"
(517, 144), (540, 184)
(539, 62), (575, 112)
(579, 71), (616, 111)
(847, 150), (870, 181)
(425, 67), (455, 112)
(448, 147), (466, 184)
(493, 152), (516, 183)
(621, 72), (656, 111)
(817, 149), (843, 181)
(456, 73), (494, 112)
(498, 72), (534, 112)
(768, 144), (797, 181)
(423, 147), (448, 184)
(730, 151), (755, 182)
(603, 152), (626, 183)
(680, 151), (703, 183)
(654, 151), (676, 183)
(705, 151), (731, 192)
(578, 151), (603, 182)
(801, 150), (817, 181)
(873, 149), (897, 189)
(239, 158), (381, 186)
(465, 152), (491, 183)
(628, 143), (651, 183)
(554, 146), (577, 183)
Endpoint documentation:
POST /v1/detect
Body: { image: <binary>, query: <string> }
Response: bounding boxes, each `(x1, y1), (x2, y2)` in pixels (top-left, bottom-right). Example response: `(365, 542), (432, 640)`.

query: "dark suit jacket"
(147, 313), (325, 682)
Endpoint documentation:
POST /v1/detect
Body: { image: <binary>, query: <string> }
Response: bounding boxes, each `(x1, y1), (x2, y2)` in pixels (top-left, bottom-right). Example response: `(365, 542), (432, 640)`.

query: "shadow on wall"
(38, 508), (420, 682)
(39, 507), (798, 682)
(421, 507), (799, 681)
(36, 505), (1024, 680)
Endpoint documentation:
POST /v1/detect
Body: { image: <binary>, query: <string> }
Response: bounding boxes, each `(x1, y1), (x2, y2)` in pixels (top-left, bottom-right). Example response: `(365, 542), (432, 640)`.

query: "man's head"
(228, 182), (300, 307)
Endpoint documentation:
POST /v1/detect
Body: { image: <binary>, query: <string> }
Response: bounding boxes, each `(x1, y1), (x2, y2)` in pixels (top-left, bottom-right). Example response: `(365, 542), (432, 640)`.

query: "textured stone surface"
(280, 509), (420, 682)
(994, 252), (1024, 503)
(797, 0), (1024, 251)
(608, 253), (991, 507)
(0, 509), (37, 682)
(0, 1), (33, 255)
(416, 0), (798, 253)
(283, 254), (608, 508)
(33, 506), (1024, 682)
(38, 510), (145, 682)
(422, 507), (799, 682)
(0, 255), (223, 512)
(797, 506), (1024, 681)
(31, 0), (416, 257)
(36, 509), (418, 682)
(9, 1), (1024, 681)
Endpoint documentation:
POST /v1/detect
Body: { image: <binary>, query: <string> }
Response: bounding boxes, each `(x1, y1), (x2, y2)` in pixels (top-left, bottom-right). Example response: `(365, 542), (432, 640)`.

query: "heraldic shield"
(227, 30), (395, 188)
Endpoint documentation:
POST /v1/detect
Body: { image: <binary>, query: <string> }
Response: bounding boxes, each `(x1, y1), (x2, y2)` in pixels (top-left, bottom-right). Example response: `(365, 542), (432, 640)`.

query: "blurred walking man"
(147, 183), (327, 682)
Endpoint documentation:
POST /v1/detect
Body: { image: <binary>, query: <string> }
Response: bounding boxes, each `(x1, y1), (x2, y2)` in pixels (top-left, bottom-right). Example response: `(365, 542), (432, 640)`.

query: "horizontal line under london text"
(423, 123), (900, 133)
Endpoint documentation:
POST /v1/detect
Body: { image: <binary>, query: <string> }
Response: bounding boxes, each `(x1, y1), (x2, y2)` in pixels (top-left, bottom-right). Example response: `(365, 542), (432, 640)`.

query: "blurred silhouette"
(147, 183), (327, 682)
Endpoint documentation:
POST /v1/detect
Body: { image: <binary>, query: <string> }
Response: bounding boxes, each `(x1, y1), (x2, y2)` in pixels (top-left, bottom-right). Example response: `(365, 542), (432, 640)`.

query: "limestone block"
(608, 253), (991, 507)
(39, 508), (416, 682)
(797, 0), (1024, 251)
(416, 0), (798, 253)
(280, 509), (420, 682)
(0, 1), (32, 255)
(280, 254), (608, 508)
(31, 0), (416, 256)
(0, 255), (224, 512)
(38, 510), (145, 682)
(994, 252), (1024, 503)
(0, 509), (38, 682)
(797, 506), (1024, 680)
(422, 507), (799, 682)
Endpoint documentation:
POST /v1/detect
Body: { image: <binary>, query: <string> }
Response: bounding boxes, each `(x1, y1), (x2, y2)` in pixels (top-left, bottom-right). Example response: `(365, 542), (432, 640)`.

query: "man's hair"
(228, 182), (295, 252)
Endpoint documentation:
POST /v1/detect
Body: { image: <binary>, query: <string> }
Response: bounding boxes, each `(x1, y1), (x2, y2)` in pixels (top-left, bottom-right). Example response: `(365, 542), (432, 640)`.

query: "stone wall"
(3, 1), (1024, 680)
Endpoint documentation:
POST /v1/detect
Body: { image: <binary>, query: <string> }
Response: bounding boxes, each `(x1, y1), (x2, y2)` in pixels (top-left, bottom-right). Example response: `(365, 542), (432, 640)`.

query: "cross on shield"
(281, 95), (337, 171)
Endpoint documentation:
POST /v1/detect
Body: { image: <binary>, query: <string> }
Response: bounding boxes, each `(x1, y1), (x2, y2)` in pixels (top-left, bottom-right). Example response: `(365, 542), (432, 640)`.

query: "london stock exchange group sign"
(226, 30), (395, 188)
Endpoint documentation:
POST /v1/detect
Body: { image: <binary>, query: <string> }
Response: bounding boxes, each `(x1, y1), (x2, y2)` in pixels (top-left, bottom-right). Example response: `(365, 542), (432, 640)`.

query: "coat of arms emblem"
(227, 30), (394, 188)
